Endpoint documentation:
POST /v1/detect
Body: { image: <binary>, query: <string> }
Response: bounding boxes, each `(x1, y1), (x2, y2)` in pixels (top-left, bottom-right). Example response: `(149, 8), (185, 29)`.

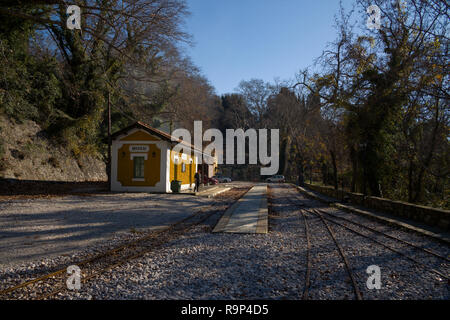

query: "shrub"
(48, 156), (59, 168)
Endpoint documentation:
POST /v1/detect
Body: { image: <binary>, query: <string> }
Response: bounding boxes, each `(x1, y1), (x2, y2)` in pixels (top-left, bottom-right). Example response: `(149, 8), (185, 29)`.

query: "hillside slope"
(0, 115), (106, 182)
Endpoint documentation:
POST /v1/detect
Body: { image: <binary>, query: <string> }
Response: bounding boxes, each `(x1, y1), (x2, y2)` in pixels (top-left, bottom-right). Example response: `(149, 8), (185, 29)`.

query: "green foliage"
(290, 1), (449, 208)
(0, 39), (37, 121)
(0, 1), (194, 160)
(0, 37), (62, 124)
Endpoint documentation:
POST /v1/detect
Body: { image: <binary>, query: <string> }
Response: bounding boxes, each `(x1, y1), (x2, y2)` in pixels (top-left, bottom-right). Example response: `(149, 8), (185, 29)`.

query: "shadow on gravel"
(0, 192), (213, 268)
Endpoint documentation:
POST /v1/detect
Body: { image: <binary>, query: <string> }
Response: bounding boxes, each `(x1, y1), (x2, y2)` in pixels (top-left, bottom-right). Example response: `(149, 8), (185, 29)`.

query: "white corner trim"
(166, 148), (171, 192)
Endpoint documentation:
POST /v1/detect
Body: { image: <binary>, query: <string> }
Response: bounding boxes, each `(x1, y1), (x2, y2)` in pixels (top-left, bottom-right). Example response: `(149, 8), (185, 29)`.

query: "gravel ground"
(54, 185), (449, 300)
(0, 230), (146, 292)
(1, 184), (448, 300)
(55, 201), (309, 300)
(308, 202), (450, 299)
(301, 209), (356, 299)
(288, 186), (449, 300)
(0, 192), (213, 267)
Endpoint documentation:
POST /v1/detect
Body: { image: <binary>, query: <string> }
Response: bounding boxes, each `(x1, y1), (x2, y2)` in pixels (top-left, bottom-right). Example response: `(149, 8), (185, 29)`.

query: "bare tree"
(236, 79), (276, 126)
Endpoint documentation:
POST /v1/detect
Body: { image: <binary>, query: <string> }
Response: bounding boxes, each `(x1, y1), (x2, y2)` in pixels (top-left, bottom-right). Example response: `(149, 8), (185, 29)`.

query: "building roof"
(112, 121), (213, 160)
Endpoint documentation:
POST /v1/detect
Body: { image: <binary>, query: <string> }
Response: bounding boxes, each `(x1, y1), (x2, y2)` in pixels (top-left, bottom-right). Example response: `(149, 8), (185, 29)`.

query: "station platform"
(180, 185), (231, 198)
(213, 184), (268, 234)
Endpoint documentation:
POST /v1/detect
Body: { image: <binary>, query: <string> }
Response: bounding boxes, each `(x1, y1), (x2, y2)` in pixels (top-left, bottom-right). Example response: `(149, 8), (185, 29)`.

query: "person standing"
(194, 171), (200, 192)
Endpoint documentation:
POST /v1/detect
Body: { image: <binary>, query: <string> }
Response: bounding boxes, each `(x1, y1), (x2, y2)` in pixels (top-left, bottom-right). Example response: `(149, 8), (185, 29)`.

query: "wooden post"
(107, 91), (112, 191)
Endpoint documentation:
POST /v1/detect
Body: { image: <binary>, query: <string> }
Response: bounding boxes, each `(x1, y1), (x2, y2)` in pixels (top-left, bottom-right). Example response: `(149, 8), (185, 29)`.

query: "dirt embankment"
(0, 115), (107, 184)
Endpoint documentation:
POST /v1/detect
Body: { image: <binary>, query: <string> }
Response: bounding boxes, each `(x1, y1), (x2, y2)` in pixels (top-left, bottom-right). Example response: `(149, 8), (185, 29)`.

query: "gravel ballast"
(1, 184), (448, 300)
(0, 192), (213, 268)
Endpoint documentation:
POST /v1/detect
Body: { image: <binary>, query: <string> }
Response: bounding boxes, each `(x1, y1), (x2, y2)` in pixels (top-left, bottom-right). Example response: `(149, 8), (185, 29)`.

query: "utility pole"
(107, 90), (112, 191)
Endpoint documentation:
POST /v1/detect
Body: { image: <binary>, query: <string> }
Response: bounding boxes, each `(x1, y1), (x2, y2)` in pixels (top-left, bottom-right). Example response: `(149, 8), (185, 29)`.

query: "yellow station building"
(111, 122), (216, 193)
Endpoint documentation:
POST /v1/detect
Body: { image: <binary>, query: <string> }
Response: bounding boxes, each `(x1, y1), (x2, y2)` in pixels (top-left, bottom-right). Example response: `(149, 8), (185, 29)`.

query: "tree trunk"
(280, 136), (291, 176)
(297, 161), (304, 186)
(408, 160), (414, 203)
(412, 102), (440, 203)
(330, 151), (338, 190)
(351, 147), (357, 193)
(321, 162), (328, 185)
(367, 172), (381, 197)
(412, 168), (425, 203)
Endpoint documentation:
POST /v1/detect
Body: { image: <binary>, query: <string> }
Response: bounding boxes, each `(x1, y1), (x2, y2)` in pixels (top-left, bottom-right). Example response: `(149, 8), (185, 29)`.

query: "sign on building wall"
(130, 146), (149, 153)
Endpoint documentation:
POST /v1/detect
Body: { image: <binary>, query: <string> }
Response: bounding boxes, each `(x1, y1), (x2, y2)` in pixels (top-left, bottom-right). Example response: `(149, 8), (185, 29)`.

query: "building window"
(182, 162), (186, 173)
(133, 156), (145, 179)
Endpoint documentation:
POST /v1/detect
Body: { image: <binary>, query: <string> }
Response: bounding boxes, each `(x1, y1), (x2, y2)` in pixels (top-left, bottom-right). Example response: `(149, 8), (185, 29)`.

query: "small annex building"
(111, 121), (216, 193)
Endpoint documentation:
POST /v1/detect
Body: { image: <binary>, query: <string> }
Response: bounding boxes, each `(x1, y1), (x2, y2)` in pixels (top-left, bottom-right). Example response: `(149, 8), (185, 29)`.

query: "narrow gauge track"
(268, 185), (311, 299)
(298, 202), (311, 299)
(314, 208), (449, 280)
(288, 185), (450, 282)
(315, 209), (449, 263)
(283, 188), (362, 300)
(0, 187), (251, 300)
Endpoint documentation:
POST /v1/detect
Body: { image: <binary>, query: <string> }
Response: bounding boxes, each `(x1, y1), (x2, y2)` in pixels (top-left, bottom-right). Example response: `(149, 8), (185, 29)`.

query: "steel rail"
(291, 186), (449, 281)
(0, 206), (206, 297)
(283, 188), (360, 300)
(0, 187), (250, 300)
(36, 202), (225, 300)
(299, 207), (312, 300)
(315, 208), (450, 263)
(309, 208), (363, 300)
(318, 211), (450, 281)
(268, 185), (312, 300)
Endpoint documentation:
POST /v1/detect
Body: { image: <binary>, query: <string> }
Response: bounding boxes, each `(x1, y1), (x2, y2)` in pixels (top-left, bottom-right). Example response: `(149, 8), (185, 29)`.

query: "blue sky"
(185, 0), (355, 95)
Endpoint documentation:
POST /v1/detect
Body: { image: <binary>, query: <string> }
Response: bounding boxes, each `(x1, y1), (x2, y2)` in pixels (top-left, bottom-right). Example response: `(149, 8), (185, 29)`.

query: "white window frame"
(131, 154), (147, 181)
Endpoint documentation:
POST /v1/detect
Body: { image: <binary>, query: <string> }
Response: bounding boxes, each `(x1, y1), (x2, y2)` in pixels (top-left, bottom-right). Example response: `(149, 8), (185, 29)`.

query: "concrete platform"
(196, 187), (231, 198)
(213, 184), (268, 234)
(180, 185), (231, 198)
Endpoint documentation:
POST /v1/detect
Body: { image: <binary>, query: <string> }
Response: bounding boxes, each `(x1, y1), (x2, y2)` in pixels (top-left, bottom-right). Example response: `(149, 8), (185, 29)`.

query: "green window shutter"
(133, 157), (145, 178)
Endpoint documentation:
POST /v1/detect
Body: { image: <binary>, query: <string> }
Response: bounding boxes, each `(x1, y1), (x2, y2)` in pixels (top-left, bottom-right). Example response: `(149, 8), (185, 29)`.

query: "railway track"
(286, 185), (449, 283)
(270, 184), (449, 299)
(268, 185), (311, 299)
(0, 187), (251, 300)
(315, 208), (450, 263)
(298, 205), (311, 300)
(313, 208), (449, 280)
(283, 188), (362, 300)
